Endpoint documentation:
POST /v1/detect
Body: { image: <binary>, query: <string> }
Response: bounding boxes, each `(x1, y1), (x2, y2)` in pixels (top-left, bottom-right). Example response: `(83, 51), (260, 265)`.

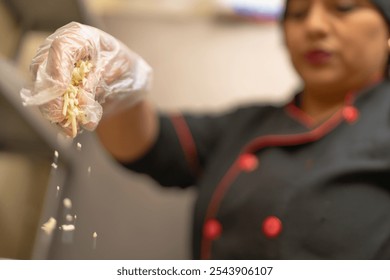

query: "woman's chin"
(302, 72), (346, 90)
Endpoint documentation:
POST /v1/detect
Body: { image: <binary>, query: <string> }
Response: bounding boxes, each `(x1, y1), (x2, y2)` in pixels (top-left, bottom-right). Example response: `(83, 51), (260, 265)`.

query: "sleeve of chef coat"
(120, 106), (262, 187)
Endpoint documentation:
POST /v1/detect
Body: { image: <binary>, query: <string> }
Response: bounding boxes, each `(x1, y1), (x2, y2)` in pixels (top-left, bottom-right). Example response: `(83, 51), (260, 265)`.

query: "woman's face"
(283, 0), (390, 91)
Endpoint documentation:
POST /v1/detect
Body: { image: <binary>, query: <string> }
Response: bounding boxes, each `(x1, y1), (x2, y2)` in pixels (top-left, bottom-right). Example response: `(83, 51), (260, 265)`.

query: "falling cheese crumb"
(63, 198), (72, 209)
(62, 224), (75, 231)
(61, 60), (93, 138)
(92, 232), (98, 249)
(41, 217), (57, 235)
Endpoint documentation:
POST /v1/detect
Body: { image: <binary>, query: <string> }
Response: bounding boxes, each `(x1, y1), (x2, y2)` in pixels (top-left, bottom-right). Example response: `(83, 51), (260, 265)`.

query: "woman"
(22, 0), (390, 259)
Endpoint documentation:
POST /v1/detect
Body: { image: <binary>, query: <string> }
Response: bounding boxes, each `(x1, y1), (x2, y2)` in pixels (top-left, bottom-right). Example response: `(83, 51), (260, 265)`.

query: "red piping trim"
(200, 163), (241, 259)
(170, 113), (200, 176)
(244, 109), (343, 154)
(284, 73), (384, 128)
(200, 91), (359, 259)
(285, 101), (316, 128)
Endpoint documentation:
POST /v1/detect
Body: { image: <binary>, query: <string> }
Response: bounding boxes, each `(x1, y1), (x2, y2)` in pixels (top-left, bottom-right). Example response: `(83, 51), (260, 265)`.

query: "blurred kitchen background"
(0, 0), (299, 259)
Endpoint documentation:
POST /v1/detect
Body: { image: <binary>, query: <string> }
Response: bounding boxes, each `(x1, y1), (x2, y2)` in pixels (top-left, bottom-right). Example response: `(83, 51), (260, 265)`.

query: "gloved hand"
(20, 21), (153, 138)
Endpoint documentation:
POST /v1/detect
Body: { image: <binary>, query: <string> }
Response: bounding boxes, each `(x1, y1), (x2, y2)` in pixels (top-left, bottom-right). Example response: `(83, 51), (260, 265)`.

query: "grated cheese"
(61, 60), (93, 138)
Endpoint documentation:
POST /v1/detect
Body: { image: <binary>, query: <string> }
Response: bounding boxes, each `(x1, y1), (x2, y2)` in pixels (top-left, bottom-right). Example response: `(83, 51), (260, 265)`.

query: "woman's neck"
(301, 73), (384, 124)
(301, 88), (344, 124)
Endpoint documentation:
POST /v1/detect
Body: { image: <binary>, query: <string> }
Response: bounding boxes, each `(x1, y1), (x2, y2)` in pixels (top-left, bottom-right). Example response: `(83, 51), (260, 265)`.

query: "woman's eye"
(335, 2), (358, 13)
(285, 9), (308, 19)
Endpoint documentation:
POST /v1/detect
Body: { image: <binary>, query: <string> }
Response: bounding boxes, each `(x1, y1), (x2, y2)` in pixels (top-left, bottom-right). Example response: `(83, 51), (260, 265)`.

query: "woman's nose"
(304, 4), (331, 39)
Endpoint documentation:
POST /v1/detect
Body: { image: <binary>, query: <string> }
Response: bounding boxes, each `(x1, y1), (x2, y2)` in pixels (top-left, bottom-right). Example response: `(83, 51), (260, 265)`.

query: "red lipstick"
(304, 50), (332, 65)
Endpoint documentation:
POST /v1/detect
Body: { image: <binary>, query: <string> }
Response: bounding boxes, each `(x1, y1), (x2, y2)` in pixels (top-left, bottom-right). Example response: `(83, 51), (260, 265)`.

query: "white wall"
(104, 16), (300, 112)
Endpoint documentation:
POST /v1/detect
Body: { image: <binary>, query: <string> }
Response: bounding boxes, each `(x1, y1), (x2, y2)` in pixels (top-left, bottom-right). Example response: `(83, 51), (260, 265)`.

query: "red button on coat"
(238, 153), (258, 172)
(203, 219), (222, 240)
(262, 216), (282, 239)
(342, 106), (359, 123)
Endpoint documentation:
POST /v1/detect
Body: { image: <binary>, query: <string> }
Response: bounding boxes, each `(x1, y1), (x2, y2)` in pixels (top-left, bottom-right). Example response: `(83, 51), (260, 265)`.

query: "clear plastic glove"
(20, 21), (153, 138)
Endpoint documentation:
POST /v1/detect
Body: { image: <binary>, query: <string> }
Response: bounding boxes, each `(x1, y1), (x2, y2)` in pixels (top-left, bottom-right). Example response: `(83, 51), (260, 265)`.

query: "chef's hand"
(20, 21), (153, 138)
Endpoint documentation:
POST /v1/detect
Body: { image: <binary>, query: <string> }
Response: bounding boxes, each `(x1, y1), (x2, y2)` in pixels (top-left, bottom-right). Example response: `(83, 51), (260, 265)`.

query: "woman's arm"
(96, 100), (158, 163)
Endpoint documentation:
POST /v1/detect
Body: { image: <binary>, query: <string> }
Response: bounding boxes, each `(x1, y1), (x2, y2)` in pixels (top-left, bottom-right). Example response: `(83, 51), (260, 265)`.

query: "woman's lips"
(304, 50), (332, 65)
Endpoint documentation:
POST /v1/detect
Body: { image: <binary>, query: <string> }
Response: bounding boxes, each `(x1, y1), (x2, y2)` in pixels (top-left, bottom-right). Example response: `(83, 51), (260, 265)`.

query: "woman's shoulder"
(223, 101), (285, 119)
(221, 101), (288, 128)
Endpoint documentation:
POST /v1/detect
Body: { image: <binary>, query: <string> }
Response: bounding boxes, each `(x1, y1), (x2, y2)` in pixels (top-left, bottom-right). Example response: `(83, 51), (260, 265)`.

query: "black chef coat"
(123, 79), (390, 259)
